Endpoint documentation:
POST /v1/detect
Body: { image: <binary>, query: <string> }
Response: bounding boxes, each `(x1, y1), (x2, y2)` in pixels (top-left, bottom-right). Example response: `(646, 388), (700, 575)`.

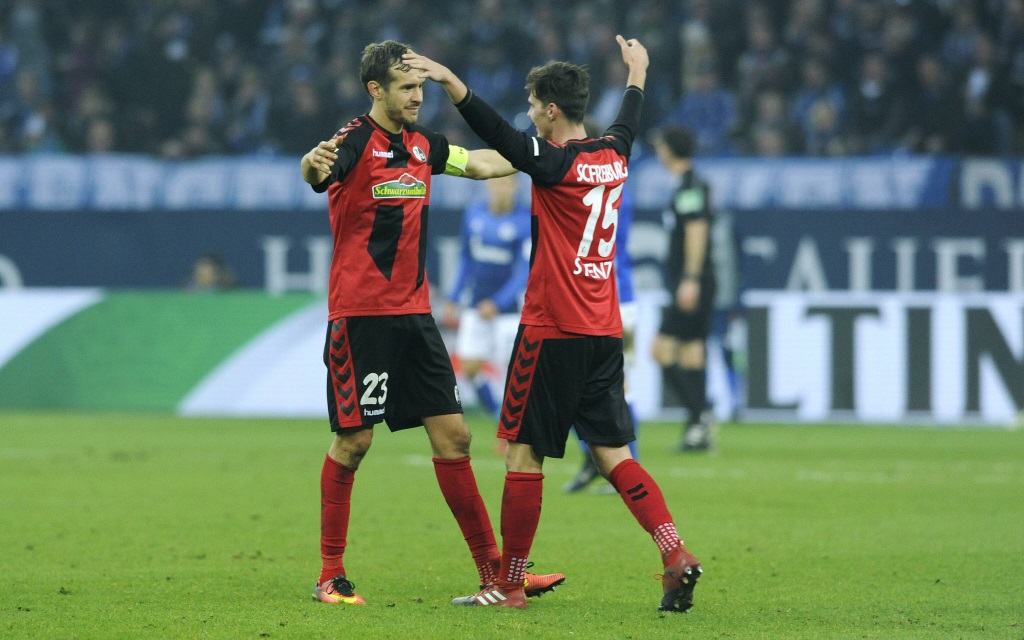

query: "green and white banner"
(0, 290), (323, 415)
(1, 289), (1020, 425)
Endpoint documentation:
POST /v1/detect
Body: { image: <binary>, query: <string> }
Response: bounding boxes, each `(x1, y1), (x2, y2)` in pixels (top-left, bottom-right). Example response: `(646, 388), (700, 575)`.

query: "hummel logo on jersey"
(372, 173), (426, 199)
(372, 149), (394, 159)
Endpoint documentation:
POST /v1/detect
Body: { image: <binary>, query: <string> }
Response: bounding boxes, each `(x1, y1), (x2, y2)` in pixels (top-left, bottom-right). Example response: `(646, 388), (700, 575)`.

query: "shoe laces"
(327, 575), (357, 597)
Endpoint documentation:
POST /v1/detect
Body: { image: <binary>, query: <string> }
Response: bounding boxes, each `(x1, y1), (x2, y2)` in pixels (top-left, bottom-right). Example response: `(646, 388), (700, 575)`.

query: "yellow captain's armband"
(444, 145), (469, 176)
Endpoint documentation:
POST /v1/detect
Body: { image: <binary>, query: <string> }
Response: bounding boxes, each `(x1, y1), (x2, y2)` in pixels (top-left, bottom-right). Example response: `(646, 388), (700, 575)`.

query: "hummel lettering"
(372, 149), (394, 158)
(363, 407), (385, 416)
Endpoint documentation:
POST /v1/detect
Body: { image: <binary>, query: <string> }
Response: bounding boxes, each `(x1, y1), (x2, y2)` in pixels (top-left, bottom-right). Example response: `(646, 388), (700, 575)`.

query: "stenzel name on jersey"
(576, 161), (628, 184)
(573, 257), (614, 279)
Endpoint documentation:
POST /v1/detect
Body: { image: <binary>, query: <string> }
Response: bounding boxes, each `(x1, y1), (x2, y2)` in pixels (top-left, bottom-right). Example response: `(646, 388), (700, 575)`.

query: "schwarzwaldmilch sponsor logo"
(372, 173), (426, 198)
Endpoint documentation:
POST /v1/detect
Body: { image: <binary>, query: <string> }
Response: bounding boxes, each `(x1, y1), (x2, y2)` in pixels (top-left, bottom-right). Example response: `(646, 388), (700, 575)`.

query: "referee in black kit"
(650, 126), (718, 452)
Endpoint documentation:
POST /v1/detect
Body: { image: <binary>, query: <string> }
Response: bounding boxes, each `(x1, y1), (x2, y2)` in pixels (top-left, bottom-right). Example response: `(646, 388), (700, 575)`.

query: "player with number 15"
(405, 35), (704, 612)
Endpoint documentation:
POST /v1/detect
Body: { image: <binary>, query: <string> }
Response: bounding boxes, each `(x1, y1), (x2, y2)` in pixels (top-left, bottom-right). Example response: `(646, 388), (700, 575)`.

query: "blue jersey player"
(443, 174), (531, 418)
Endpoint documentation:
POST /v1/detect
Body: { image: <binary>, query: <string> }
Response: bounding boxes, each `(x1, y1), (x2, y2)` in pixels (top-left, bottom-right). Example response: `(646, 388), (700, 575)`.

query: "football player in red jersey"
(405, 36), (703, 612)
(300, 40), (563, 606)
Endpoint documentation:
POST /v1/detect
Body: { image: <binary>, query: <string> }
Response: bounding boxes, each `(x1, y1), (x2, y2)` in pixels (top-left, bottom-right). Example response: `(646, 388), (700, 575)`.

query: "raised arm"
(464, 149), (517, 179)
(403, 51), (469, 105)
(404, 50), (532, 167)
(616, 34), (648, 92)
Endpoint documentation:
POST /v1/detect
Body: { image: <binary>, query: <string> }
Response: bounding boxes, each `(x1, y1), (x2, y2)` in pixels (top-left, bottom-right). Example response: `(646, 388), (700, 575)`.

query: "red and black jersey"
(456, 87), (644, 336)
(311, 115), (450, 319)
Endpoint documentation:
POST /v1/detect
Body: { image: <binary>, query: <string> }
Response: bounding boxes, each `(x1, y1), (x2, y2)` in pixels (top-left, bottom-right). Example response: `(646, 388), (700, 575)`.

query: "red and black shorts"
(324, 314), (462, 432)
(498, 325), (634, 459)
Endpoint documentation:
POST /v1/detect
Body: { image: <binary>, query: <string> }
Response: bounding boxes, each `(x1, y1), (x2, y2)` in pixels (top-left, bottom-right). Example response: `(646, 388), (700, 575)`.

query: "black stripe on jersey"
(416, 205), (428, 289)
(385, 135), (411, 169)
(368, 205), (403, 280)
(529, 214), (538, 268)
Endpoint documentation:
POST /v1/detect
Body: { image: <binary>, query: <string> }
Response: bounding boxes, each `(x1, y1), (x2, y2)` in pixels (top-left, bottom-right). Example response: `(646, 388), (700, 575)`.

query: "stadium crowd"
(1, 0), (1022, 158)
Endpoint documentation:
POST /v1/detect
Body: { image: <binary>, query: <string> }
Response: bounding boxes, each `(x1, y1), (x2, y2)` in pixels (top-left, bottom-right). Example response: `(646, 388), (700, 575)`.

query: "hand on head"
(401, 50), (448, 83)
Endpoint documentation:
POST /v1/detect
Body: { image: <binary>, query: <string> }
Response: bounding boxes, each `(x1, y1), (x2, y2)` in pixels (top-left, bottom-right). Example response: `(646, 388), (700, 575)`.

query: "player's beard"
(384, 94), (419, 126)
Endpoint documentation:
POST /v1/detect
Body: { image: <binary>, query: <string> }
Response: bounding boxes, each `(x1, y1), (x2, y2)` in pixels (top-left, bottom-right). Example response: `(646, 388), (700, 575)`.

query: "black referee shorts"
(659, 276), (716, 341)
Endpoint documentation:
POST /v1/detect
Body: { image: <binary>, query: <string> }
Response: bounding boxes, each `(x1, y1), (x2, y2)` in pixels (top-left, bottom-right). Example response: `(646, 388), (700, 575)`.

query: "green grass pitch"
(2, 412), (1022, 639)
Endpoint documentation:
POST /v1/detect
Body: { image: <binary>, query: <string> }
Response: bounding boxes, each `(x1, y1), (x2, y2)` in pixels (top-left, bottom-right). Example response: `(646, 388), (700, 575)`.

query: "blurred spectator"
(0, 27), (18, 114)
(0, 122), (14, 153)
(273, 75), (325, 155)
(997, 0), (1024, 152)
(223, 64), (271, 154)
(736, 20), (792, 108)
(848, 51), (908, 153)
(0, 0), (1019, 158)
(904, 53), (956, 153)
(679, 0), (715, 93)
(185, 253), (236, 292)
(54, 20), (100, 110)
(880, 6), (922, 85)
(941, 4), (984, 76)
(463, 42), (521, 121)
(802, 99), (848, 157)
(752, 126), (790, 157)
(6, 69), (64, 152)
(6, 0), (52, 99)
(84, 117), (116, 154)
(790, 56), (847, 137)
(590, 60), (629, 132)
(662, 62), (738, 156)
(828, 0), (862, 85)
(626, 0), (683, 127)
(783, 0), (826, 60)
(853, 0), (886, 54)
(64, 82), (116, 152)
(20, 101), (63, 153)
(955, 33), (1008, 155)
(744, 90), (801, 155)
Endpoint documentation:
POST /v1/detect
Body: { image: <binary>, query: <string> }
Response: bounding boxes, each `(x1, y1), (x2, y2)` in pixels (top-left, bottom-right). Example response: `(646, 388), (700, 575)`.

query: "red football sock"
(498, 472), (544, 586)
(433, 457), (500, 585)
(608, 459), (682, 555)
(320, 454), (355, 585)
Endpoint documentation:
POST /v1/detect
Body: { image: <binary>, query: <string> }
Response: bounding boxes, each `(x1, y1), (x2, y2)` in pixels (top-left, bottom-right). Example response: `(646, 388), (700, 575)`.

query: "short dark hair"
(657, 126), (695, 159)
(525, 61), (590, 124)
(360, 40), (412, 93)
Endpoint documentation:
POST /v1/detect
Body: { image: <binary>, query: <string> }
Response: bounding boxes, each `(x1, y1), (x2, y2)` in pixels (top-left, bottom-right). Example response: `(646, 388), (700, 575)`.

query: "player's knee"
(448, 429), (473, 457)
(433, 425), (472, 458)
(329, 429), (373, 466)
